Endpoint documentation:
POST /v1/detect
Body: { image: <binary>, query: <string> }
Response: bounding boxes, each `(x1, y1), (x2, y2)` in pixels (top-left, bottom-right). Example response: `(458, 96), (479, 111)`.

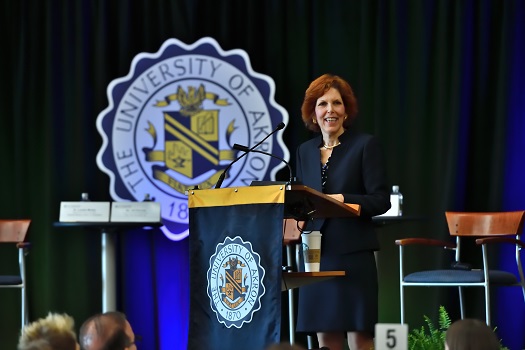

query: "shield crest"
(164, 109), (220, 178)
(225, 267), (244, 301)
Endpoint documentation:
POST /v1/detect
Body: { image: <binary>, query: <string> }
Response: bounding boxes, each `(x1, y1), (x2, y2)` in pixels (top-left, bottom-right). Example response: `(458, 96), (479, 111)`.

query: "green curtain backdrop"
(2, 0), (524, 349)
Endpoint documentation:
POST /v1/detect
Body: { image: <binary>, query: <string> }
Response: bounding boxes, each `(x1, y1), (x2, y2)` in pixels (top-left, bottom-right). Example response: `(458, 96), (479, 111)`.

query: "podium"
(187, 184), (359, 350)
(284, 184), (360, 220)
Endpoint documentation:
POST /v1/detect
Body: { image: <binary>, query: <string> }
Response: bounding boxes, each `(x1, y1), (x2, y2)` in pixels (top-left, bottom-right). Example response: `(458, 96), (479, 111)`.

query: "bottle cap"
(392, 185), (399, 192)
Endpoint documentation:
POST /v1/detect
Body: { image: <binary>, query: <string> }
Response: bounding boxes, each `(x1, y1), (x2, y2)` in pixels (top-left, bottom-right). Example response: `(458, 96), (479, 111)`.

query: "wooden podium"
(284, 184), (360, 219)
(187, 184), (359, 349)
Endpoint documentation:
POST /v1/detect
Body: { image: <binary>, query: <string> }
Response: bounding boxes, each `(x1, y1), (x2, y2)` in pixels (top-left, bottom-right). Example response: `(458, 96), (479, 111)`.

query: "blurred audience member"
(445, 318), (501, 350)
(18, 312), (79, 350)
(79, 311), (136, 350)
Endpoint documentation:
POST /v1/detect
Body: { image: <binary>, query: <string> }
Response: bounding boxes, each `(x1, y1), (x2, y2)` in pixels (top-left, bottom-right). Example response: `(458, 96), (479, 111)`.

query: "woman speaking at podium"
(295, 74), (391, 350)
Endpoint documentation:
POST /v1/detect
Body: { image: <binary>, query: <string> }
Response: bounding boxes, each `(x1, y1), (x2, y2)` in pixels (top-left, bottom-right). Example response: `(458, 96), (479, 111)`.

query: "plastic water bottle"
(143, 193), (154, 201)
(392, 185), (403, 216)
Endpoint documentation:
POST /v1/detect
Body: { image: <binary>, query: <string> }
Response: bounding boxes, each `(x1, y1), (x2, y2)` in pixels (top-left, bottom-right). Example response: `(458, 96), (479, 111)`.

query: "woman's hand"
(326, 194), (344, 203)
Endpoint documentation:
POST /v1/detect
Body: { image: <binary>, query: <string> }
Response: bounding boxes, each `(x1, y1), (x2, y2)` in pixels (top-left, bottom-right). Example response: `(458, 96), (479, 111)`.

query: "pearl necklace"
(323, 142), (341, 150)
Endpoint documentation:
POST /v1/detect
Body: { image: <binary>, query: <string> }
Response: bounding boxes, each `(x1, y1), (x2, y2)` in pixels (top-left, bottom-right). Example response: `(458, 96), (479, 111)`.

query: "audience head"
(18, 312), (79, 350)
(445, 318), (501, 350)
(79, 311), (136, 350)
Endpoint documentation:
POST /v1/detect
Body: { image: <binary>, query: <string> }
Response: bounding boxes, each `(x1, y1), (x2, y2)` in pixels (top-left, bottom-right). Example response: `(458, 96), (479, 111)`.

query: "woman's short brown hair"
(301, 74), (358, 132)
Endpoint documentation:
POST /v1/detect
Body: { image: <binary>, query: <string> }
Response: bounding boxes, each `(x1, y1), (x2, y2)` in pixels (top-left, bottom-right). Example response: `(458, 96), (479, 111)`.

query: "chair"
(0, 219), (31, 328)
(395, 211), (525, 326)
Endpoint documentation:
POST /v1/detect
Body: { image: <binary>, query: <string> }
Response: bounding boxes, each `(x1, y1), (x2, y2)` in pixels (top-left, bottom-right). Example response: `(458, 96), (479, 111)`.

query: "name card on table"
(375, 323), (408, 350)
(110, 202), (161, 223)
(59, 202), (111, 222)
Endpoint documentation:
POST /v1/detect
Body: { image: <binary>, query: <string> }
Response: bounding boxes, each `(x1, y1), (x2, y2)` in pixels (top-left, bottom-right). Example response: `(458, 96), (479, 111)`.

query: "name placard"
(110, 202), (161, 223)
(59, 202), (111, 222)
(375, 323), (408, 350)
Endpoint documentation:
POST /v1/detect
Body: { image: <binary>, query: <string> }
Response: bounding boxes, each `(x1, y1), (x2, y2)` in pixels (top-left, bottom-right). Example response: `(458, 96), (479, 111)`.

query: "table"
(281, 271), (346, 291)
(372, 215), (428, 226)
(53, 221), (162, 312)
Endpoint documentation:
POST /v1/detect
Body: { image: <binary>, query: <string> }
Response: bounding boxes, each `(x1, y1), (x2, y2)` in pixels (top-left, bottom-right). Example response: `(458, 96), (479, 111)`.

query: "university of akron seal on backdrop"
(96, 37), (289, 240)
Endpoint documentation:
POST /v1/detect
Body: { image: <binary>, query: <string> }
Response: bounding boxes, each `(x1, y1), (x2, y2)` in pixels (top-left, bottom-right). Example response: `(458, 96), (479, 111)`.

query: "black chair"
(395, 211), (525, 326)
(0, 219), (31, 328)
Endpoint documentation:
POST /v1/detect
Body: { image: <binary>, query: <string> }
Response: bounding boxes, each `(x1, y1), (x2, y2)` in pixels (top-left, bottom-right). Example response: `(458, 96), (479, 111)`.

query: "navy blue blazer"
(296, 129), (391, 254)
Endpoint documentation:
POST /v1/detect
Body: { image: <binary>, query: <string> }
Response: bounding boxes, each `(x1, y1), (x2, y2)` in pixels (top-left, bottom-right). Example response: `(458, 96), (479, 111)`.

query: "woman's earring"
(313, 119), (317, 124)
(344, 115), (348, 120)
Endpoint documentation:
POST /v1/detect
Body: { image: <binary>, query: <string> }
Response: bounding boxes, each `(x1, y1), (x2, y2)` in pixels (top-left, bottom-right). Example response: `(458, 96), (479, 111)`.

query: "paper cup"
(301, 231), (322, 272)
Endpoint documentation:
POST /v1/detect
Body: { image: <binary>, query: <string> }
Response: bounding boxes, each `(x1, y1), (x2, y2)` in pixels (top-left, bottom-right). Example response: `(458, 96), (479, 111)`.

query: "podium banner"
(188, 186), (285, 350)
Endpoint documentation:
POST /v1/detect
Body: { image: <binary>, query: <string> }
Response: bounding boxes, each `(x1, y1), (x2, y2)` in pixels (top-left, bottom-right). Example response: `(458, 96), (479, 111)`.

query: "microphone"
(232, 143), (293, 185)
(215, 122), (285, 189)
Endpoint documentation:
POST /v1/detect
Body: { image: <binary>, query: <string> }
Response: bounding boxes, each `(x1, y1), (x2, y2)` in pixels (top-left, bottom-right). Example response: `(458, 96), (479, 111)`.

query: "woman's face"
(314, 87), (346, 138)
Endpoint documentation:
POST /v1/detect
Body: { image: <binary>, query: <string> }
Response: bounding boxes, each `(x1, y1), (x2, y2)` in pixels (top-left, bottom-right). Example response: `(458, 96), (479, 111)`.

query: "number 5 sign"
(375, 323), (408, 350)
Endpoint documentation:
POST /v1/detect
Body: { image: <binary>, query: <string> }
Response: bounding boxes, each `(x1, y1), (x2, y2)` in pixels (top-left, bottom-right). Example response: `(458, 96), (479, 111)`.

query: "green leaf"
(407, 306), (508, 350)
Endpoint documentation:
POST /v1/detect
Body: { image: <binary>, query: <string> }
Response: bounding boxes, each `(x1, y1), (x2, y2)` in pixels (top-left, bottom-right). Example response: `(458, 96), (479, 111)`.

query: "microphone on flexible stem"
(232, 143), (293, 185)
(214, 122), (286, 189)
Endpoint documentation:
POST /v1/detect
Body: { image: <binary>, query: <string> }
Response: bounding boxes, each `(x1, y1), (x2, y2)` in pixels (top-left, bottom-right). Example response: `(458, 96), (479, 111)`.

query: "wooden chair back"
(0, 220), (31, 242)
(445, 211), (525, 237)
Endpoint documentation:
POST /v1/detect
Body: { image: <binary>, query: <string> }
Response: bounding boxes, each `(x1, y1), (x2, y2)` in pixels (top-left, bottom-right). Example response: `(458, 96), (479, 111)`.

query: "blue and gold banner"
(188, 186), (285, 350)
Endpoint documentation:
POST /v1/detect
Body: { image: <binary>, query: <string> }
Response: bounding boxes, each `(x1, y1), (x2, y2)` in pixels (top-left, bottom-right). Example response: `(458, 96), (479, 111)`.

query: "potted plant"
(407, 306), (509, 350)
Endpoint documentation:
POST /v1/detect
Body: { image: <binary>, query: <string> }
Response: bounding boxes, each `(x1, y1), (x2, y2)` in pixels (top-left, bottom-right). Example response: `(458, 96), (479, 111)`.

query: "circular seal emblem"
(207, 236), (265, 328)
(96, 37), (289, 241)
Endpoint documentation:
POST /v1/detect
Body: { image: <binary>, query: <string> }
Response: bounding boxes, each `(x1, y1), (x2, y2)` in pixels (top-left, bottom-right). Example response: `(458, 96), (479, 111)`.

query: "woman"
(295, 74), (390, 350)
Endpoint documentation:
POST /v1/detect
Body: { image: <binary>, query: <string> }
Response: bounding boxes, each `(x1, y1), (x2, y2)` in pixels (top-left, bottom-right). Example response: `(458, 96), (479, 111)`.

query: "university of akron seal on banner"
(207, 236), (265, 328)
(96, 37), (289, 240)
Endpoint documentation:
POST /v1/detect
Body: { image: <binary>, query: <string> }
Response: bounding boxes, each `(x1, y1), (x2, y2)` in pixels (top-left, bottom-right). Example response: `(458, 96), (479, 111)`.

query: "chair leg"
(458, 286), (465, 319)
(22, 286), (27, 328)
(307, 335), (314, 349)
(400, 285), (405, 324)
(398, 246), (405, 324)
(484, 285), (491, 326)
(20, 250), (28, 327)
